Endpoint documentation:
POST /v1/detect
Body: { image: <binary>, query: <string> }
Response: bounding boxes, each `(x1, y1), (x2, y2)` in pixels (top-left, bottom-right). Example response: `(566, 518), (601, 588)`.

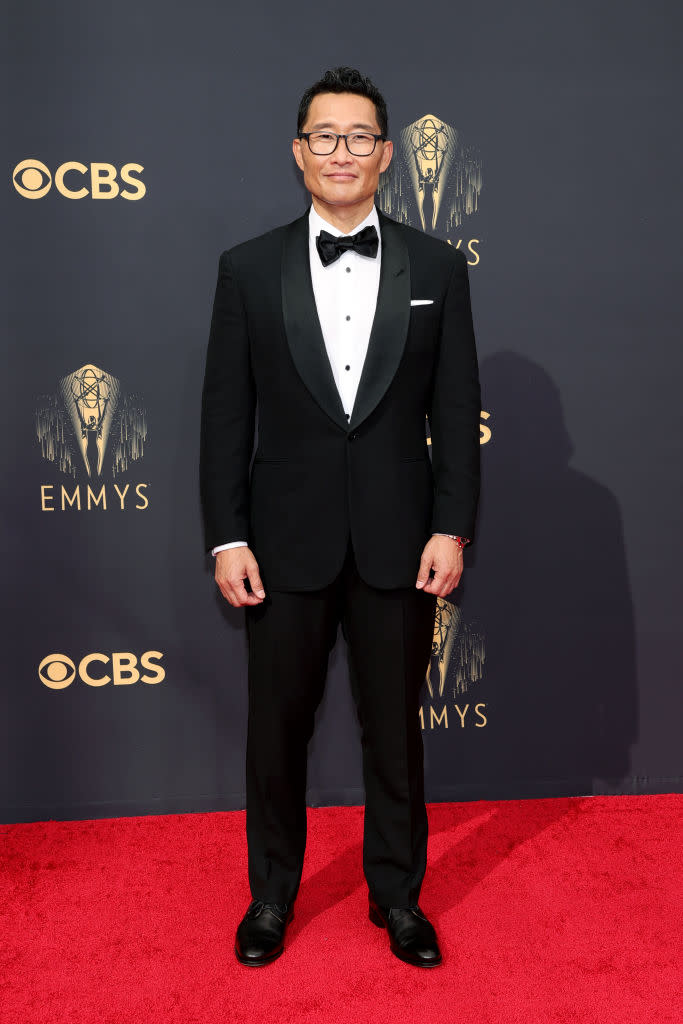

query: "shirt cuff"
(212, 541), (248, 556)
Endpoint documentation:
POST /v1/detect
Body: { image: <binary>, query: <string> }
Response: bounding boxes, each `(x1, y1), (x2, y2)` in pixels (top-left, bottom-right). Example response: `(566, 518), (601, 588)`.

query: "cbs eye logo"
(39, 651), (164, 688)
(12, 159), (146, 200)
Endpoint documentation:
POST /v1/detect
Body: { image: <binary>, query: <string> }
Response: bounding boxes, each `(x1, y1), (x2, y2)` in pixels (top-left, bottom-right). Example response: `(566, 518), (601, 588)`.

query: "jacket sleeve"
(199, 250), (256, 552)
(428, 250), (481, 541)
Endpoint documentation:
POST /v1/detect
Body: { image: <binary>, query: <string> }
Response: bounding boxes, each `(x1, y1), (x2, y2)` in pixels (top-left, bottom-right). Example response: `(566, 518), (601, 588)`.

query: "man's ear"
(292, 138), (304, 172)
(379, 139), (393, 174)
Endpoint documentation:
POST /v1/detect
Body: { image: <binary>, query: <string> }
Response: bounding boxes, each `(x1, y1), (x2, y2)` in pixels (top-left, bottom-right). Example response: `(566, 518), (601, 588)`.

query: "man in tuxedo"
(200, 66), (480, 968)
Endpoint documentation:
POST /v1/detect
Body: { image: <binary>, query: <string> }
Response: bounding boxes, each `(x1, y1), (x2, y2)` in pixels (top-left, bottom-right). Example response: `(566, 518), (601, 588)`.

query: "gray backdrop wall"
(3, 0), (681, 822)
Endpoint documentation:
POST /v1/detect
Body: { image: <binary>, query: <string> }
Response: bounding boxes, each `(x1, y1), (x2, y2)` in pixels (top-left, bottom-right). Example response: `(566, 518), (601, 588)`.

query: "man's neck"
(310, 196), (376, 234)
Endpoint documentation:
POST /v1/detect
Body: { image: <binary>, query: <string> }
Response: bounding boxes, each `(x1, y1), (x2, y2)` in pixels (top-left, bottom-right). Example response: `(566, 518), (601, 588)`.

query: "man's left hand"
(415, 536), (464, 596)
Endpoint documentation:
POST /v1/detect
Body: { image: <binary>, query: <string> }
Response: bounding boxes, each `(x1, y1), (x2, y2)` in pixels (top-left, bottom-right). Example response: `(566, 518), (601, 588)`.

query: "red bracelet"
(437, 534), (470, 548)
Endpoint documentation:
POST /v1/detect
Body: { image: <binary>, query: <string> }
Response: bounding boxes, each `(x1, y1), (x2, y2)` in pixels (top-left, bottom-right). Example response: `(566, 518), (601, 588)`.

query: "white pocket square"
(410, 299), (434, 306)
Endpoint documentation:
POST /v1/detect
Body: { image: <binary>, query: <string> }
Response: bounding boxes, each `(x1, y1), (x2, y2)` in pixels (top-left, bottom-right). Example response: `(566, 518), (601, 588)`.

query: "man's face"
(292, 92), (393, 209)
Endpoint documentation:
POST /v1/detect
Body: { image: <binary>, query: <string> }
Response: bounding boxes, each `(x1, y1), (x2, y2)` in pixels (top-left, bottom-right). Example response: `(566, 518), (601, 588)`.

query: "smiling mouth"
(327, 173), (357, 179)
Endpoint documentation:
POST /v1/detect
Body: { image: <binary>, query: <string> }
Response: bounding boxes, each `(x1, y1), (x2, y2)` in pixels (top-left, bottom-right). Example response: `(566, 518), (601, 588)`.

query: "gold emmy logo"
(12, 160), (145, 199)
(427, 600), (485, 699)
(39, 651), (165, 688)
(378, 113), (482, 259)
(63, 364), (119, 478)
(420, 593), (487, 732)
(406, 116), (456, 234)
(35, 362), (149, 511)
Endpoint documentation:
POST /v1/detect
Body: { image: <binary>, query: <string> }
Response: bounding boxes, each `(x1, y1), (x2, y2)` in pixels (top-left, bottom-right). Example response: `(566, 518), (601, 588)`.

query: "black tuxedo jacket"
(200, 205), (481, 591)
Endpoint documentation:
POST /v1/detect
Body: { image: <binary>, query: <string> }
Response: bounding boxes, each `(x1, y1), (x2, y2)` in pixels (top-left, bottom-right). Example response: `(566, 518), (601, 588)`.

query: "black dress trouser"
(244, 533), (437, 908)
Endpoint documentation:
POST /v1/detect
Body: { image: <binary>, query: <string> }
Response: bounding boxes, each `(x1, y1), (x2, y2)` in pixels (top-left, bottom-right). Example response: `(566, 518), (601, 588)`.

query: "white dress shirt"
(211, 203), (459, 555)
(307, 202), (382, 421)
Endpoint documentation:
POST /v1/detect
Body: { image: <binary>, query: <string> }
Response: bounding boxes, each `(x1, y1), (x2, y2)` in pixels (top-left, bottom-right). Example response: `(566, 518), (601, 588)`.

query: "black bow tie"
(315, 224), (379, 267)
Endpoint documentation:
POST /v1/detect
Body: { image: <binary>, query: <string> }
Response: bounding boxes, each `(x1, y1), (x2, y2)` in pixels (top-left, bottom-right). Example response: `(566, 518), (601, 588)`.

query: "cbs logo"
(12, 159), (146, 200)
(39, 651), (164, 689)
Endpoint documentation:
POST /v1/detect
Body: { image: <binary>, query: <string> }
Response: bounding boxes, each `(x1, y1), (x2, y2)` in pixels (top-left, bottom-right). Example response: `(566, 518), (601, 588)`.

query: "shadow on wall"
(462, 351), (638, 792)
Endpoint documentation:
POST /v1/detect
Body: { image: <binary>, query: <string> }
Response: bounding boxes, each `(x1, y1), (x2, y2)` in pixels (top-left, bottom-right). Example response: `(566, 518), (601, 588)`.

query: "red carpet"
(1, 795), (681, 1023)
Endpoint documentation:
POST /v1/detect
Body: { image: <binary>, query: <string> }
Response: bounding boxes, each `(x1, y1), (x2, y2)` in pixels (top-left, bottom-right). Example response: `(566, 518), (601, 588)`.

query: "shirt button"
(345, 315), (351, 321)
(345, 364), (350, 371)
(346, 413), (350, 420)
(346, 267), (351, 273)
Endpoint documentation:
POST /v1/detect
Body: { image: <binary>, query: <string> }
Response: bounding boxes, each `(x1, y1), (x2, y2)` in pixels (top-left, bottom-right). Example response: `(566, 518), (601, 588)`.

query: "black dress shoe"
(235, 898), (294, 966)
(368, 894), (442, 967)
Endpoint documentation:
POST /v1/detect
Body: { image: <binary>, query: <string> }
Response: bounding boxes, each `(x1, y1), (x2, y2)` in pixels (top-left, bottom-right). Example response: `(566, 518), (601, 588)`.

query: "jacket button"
(348, 431), (358, 441)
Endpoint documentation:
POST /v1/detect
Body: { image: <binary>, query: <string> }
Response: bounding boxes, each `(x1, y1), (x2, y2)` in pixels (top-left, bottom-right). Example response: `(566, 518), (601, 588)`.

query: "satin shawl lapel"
(350, 209), (410, 430)
(281, 211), (349, 432)
(281, 206), (411, 434)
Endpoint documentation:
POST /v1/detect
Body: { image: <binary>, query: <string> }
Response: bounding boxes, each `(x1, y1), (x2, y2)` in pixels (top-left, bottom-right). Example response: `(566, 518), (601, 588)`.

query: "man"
(200, 66), (480, 968)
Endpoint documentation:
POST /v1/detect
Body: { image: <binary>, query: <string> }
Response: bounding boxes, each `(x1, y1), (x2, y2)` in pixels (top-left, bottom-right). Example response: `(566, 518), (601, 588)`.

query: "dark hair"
(297, 66), (388, 139)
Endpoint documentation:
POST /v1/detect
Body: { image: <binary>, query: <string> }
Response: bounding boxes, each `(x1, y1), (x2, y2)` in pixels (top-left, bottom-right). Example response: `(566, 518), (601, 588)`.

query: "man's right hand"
(215, 547), (266, 607)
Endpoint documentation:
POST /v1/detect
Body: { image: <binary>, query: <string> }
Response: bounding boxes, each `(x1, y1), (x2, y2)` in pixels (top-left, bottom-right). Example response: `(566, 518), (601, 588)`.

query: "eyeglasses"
(298, 131), (386, 156)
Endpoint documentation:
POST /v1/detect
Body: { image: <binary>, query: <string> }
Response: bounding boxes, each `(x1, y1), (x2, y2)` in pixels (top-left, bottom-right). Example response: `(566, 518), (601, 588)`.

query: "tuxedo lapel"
(349, 209), (410, 430)
(281, 211), (349, 432)
(280, 205), (411, 434)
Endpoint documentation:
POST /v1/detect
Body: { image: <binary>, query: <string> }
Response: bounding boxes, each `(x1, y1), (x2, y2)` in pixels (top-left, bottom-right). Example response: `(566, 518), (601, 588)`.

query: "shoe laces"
(388, 903), (424, 921)
(251, 898), (289, 920)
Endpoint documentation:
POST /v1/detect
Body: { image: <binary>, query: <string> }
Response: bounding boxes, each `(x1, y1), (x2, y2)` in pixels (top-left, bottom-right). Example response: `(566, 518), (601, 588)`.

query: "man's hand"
(215, 546), (266, 607)
(415, 536), (464, 597)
